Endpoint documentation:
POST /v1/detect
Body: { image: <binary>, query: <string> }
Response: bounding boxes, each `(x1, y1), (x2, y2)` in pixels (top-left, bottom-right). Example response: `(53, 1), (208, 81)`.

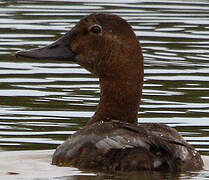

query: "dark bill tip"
(15, 49), (40, 59)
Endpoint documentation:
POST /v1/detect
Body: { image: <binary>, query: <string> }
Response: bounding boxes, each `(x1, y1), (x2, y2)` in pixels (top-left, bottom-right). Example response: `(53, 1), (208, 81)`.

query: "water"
(0, 0), (209, 179)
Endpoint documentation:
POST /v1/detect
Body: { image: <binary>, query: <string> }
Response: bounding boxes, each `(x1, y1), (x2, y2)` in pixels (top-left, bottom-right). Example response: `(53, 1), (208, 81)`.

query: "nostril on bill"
(49, 44), (59, 49)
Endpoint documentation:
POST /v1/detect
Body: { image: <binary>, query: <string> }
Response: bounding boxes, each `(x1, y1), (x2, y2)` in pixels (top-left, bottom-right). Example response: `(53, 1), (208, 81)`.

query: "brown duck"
(16, 13), (203, 172)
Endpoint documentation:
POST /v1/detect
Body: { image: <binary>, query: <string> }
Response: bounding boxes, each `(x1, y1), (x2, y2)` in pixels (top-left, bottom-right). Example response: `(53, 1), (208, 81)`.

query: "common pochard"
(16, 13), (203, 172)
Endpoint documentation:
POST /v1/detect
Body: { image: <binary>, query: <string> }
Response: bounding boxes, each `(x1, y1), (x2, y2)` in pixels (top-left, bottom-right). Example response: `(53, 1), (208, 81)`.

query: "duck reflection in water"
(16, 13), (203, 172)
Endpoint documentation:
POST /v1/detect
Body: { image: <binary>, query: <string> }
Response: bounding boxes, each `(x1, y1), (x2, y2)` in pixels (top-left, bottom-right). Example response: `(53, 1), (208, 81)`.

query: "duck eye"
(90, 25), (102, 34)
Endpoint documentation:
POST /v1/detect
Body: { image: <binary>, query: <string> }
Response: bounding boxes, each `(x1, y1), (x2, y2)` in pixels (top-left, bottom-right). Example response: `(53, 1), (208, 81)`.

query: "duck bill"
(15, 30), (76, 61)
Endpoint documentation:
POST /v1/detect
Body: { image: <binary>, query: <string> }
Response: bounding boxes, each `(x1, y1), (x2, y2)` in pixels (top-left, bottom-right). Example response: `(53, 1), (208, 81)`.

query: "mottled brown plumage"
(16, 13), (203, 172)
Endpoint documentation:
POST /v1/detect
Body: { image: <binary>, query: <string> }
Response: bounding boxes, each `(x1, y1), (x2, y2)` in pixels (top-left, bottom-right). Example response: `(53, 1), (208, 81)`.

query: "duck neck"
(87, 63), (143, 126)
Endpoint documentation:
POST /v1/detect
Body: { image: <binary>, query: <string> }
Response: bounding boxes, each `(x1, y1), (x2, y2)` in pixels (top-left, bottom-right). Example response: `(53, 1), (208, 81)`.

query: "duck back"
(52, 121), (203, 172)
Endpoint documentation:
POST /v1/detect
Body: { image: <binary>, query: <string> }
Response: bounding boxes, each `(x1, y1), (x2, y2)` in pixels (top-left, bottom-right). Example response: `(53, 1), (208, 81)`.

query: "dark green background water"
(0, 0), (209, 179)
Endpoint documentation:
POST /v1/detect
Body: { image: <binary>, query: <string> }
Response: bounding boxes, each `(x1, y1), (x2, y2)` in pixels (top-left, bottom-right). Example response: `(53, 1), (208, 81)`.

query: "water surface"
(0, 0), (209, 179)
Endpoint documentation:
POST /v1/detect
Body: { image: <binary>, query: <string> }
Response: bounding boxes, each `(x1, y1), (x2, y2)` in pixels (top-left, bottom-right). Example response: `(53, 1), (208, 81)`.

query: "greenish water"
(0, 0), (209, 179)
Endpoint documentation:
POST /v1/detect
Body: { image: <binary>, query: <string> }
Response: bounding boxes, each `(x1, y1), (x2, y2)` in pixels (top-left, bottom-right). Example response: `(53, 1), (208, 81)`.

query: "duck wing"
(94, 122), (192, 171)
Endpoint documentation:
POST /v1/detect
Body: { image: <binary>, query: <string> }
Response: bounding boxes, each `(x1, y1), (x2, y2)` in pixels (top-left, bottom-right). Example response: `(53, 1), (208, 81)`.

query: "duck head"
(16, 13), (144, 125)
(16, 13), (143, 78)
